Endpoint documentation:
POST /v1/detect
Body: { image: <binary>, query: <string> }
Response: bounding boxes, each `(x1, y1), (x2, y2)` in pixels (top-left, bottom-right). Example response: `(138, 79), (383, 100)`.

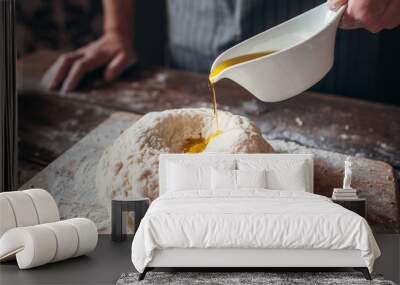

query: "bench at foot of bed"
(137, 267), (372, 281)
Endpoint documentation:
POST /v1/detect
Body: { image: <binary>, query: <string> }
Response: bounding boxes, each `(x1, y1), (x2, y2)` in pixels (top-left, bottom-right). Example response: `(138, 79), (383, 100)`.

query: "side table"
(112, 197), (150, 242)
(331, 198), (366, 218)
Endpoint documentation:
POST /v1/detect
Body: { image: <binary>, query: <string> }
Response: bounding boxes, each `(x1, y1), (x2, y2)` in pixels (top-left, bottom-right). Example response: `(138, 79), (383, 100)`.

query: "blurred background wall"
(15, 0), (399, 106)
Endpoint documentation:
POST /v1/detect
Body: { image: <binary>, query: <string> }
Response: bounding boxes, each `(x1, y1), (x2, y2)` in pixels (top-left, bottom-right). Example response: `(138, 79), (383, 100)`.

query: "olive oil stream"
(183, 51), (275, 153)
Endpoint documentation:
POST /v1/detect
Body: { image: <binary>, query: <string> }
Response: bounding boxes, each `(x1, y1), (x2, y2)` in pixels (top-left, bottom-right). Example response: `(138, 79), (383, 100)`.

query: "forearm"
(103, 0), (134, 37)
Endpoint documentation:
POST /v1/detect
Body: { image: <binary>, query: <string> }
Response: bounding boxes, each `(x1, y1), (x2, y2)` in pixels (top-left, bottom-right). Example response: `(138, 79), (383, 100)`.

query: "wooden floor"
(17, 50), (400, 187)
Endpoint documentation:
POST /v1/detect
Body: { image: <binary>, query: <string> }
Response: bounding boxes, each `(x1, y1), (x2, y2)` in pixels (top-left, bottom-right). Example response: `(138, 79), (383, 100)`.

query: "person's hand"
(41, 32), (137, 93)
(328, 0), (400, 33)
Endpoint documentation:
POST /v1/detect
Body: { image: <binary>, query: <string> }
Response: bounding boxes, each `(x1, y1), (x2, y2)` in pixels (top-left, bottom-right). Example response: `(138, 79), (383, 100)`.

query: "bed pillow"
(236, 169), (267, 189)
(238, 160), (308, 192)
(211, 168), (236, 190)
(167, 162), (211, 191)
(267, 166), (307, 191)
(211, 169), (267, 190)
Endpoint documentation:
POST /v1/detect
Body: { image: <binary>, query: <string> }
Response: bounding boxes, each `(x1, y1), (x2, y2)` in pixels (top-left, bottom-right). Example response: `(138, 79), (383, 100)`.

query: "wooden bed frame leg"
(138, 268), (148, 281)
(354, 267), (371, 280)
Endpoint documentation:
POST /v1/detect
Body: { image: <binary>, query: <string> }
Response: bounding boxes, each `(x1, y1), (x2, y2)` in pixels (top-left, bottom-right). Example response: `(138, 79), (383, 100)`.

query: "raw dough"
(96, 108), (273, 206)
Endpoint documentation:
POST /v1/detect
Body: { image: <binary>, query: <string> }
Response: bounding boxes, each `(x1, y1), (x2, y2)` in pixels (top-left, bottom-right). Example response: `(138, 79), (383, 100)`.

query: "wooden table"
(17, 50), (400, 186)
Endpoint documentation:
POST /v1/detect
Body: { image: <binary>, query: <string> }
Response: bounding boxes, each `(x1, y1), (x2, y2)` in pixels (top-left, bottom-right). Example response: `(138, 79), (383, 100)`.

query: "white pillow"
(238, 159), (308, 192)
(167, 162), (211, 191)
(211, 169), (267, 190)
(211, 168), (236, 190)
(266, 162), (307, 191)
(236, 169), (267, 189)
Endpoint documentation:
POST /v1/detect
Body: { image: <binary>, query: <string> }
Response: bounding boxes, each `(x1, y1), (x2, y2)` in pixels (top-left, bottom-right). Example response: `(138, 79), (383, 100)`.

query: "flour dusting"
(96, 108), (273, 212)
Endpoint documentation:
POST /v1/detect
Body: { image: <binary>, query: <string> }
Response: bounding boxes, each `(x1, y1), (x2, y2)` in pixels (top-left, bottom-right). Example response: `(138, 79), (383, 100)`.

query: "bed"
(131, 154), (380, 280)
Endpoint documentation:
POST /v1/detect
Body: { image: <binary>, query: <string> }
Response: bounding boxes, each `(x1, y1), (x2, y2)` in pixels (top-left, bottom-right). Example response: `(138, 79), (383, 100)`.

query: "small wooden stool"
(111, 197), (150, 242)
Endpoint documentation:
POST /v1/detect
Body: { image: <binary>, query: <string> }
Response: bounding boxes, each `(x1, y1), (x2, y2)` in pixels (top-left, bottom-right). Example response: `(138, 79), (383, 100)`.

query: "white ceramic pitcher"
(209, 3), (346, 102)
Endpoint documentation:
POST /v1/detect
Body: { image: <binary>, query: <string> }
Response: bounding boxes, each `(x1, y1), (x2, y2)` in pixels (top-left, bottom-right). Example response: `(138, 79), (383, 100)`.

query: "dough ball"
(96, 108), (273, 207)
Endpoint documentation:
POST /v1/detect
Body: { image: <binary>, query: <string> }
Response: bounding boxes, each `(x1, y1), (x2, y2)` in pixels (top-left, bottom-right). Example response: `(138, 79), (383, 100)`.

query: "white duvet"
(131, 190), (380, 273)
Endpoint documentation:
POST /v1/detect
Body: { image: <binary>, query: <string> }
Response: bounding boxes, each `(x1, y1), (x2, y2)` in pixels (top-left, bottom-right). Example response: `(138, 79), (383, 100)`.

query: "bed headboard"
(159, 153), (314, 195)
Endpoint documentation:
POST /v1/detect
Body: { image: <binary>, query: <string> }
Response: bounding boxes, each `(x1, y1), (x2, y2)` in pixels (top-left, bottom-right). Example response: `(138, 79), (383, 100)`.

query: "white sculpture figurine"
(343, 156), (353, 189)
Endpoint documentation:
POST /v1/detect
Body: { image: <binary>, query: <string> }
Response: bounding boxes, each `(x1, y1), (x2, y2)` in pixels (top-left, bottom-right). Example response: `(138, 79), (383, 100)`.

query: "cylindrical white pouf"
(42, 221), (79, 262)
(0, 192), (39, 227)
(0, 189), (97, 269)
(23, 189), (59, 224)
(0, 226), (57, 269)
(64, 218), (98, 257)
(0, 218), (98, 269)
(0, 196), (16, 237)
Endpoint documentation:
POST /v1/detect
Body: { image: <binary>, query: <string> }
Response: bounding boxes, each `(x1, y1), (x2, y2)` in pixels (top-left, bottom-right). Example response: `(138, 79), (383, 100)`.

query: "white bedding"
(131, 190), (380, 273)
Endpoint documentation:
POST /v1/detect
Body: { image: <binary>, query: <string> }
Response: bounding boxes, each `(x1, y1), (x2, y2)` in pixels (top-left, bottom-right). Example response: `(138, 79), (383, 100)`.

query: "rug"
(116, 272), (396, 285)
